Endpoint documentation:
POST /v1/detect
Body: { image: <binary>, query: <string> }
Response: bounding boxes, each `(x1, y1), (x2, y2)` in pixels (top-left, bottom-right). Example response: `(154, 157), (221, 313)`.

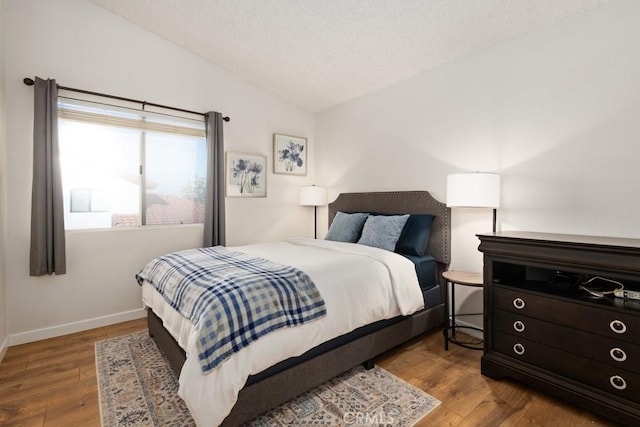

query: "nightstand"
(442, 270), (484, 350)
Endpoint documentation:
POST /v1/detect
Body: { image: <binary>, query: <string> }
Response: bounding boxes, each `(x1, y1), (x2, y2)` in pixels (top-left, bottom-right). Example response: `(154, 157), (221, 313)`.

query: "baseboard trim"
(453, 318), (484, 340)
(0, 336), (8, 362)
(8, 307), (146, 346)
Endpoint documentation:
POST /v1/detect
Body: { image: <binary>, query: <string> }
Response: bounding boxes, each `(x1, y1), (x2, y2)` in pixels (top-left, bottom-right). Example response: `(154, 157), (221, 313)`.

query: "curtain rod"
(23, 77), (230, 122)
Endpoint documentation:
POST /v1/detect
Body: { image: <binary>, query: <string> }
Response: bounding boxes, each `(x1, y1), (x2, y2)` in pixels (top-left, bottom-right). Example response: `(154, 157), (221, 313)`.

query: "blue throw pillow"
(395, 214), (435, 256)
(325, 212), (369, 242)
(357, 214), (410, 251)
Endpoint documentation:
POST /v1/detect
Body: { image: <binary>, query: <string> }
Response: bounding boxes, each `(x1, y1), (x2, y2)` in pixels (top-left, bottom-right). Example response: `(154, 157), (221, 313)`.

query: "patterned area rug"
(96, 331), (440, 426)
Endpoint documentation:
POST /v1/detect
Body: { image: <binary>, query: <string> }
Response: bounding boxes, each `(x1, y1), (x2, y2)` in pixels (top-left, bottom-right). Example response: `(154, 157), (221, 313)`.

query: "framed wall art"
(226, 152), (267, 197)
(273, 133), (307, 176)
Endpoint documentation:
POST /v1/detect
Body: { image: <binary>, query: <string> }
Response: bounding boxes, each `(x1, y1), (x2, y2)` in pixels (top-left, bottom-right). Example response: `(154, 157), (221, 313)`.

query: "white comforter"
(141, 238), (424, 426)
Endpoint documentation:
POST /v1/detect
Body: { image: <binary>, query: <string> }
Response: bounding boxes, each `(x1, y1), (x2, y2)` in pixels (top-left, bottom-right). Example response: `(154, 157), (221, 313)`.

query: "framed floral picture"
(226, 152), (267, 197)
(273, 133), (307, 176)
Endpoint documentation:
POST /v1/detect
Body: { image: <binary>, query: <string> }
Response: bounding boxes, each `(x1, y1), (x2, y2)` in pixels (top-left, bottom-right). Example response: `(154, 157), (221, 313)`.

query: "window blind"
(58, 97), (205, 137)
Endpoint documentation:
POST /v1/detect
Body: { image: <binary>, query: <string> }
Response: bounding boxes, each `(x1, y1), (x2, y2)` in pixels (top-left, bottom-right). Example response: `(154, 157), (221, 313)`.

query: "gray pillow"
(325, 212), (369, 242)
(357, 214), (410, 251)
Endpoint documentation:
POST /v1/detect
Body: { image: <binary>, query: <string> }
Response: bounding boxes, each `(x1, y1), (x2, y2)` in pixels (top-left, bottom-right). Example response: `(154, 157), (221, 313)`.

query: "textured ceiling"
(89, 0), (609, 112)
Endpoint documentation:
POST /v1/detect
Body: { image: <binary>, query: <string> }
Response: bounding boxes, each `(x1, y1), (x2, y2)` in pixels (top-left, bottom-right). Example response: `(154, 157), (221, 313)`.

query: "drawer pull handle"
(610, 375), (627, 391)
(513, 298), (526, 310)
(610, 348), (627, 362)
(513, 343), (525, 355)
(609, 320), (627, 334)
(513, 320), (526, 333)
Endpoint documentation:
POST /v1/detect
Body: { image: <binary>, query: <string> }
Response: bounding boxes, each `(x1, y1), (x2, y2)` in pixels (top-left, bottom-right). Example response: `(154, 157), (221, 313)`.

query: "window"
(70, 189), (109, 212)
(58, 97), (206, 230)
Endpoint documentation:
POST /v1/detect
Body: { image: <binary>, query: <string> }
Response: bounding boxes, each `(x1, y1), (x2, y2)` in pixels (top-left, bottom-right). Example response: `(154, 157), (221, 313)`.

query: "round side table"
(442, 270), (484, 350)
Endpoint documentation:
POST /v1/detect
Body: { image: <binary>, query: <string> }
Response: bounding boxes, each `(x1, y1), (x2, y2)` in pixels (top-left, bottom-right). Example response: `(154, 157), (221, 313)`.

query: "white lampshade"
(446, 173), (500, 208)
(299, 185), (327, 206)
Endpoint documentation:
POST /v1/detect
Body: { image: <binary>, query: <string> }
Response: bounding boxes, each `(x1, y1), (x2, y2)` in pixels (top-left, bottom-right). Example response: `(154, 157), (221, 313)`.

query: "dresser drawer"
(493, 285), (640, 344)
(494, 309), (640, 374)
(493, 332), (640, 403)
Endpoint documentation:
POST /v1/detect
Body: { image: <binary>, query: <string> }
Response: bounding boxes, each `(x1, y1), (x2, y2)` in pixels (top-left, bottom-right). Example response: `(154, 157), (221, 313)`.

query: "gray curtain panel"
(30, 77), (66, 275)
(203, 111), (226, 247)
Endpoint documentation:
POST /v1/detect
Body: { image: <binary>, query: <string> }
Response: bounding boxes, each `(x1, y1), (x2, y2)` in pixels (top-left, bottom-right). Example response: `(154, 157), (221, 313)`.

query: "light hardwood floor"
(0, 319), (618, 426)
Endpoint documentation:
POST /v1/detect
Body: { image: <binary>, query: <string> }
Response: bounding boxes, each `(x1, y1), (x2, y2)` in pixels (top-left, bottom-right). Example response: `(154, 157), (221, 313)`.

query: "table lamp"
(300, 185), (327, 238)
(446, 172), (501, 232)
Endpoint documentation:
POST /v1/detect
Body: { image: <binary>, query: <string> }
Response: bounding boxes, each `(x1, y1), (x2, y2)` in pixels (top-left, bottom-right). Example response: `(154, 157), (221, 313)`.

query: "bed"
(142, 190), (450, 426)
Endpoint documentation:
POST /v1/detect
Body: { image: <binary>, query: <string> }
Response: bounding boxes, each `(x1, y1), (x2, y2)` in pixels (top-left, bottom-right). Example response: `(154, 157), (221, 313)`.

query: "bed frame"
(148, 190), (450, 426)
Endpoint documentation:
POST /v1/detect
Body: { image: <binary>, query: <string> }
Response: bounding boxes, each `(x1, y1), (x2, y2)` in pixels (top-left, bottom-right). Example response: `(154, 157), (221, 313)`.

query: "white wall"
(4, 0), (315, 343)
(316, 1), (640, 329)
(0, 0), (9, 357)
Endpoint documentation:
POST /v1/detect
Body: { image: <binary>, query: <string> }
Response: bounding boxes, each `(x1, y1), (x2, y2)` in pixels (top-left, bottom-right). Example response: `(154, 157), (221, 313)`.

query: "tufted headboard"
(328, 191), (450, 267)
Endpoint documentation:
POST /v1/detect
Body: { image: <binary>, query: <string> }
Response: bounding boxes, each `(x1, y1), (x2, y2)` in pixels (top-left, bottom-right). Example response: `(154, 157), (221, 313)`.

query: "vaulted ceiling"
(90, 0), (610, 112)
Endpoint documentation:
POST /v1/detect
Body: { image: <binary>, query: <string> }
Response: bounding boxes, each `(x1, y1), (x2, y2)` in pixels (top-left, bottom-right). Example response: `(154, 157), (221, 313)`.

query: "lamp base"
(314, 206), (318, 239)
(493, 208), (497, 233)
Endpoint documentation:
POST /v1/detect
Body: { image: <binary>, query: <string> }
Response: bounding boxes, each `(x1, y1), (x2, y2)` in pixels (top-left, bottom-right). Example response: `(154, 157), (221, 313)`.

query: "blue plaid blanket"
(136, 247), (326, 373)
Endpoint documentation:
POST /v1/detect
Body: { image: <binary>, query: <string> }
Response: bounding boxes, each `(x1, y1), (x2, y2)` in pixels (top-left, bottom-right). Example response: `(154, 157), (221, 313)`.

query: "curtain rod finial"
(23, 77), (35, 86)
(223, 116), (230, 122)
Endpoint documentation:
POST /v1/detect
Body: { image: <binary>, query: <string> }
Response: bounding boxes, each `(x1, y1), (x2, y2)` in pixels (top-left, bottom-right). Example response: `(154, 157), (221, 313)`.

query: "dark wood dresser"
(478, 231), (640, 425)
